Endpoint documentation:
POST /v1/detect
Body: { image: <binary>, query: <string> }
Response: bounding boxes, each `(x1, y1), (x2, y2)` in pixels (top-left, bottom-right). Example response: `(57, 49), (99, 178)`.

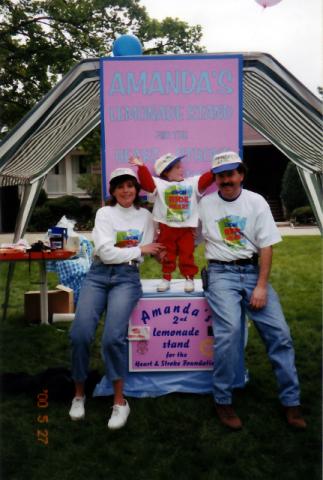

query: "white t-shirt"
(151, 176), (201, 228)
(92, 204), (155, 264)
(198, 189), (282, 261)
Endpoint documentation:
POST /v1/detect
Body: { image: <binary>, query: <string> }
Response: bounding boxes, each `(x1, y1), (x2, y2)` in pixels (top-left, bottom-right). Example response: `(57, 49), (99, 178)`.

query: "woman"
(68, 167), (163, 429)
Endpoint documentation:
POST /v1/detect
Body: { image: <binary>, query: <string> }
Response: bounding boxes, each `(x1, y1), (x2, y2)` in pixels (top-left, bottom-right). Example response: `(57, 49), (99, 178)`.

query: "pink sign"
(100, 54), (243, 198)
(128, 297), (214, 371)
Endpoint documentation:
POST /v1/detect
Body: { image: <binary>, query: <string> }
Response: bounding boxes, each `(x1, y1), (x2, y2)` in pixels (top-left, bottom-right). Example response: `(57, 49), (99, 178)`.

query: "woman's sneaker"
(108, 400), (130, 430)
(69, 396), (85, 421)
(157, 279), (170, 292)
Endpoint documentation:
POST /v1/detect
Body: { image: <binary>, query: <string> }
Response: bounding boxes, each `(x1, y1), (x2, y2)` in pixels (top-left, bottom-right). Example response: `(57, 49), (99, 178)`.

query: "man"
(199, 151), (306, 431)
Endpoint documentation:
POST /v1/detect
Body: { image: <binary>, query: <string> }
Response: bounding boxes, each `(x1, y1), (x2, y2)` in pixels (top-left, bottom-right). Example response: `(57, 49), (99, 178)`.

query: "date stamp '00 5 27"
(36, 389), (49, 445)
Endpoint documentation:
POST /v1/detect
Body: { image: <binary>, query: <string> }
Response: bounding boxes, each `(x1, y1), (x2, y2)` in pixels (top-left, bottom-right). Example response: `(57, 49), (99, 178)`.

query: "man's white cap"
(154, 153), (185, 176)
(212, 151), (242, 174)
(109, 167), (137, 182)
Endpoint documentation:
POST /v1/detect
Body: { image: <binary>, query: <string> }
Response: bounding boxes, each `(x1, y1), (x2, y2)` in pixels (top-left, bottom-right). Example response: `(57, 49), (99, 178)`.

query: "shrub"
(290, 205), (316, 226)
(28, 195), (94, 231)
(76, 204), (95, 230)
(77, 173), (101, 204)
(281, 162), (308, 216)
(28, 205), (53, 231)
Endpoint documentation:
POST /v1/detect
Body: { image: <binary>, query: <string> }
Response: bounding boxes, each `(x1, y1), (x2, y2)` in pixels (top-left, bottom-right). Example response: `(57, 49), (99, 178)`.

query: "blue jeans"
(69, 260), (142, 383)
(205, 263), (301, 406)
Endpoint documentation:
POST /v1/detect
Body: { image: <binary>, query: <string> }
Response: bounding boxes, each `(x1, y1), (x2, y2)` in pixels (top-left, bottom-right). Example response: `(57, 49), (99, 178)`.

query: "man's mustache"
(220, 182), (234, 188)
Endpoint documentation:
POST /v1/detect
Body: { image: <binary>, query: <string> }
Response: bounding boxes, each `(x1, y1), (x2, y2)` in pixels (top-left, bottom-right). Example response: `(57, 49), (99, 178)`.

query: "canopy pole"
(2, 179), (44, 321)
(297, 168), (323, 233)
(13, 179), (45, 242)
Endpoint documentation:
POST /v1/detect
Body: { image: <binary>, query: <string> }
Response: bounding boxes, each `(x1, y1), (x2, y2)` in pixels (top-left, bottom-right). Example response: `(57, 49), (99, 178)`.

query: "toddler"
(129, 153), (213, 292)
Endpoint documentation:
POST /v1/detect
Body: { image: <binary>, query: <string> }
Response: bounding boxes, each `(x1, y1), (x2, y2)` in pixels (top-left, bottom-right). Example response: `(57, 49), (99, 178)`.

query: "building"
(44, 149), (92, 200)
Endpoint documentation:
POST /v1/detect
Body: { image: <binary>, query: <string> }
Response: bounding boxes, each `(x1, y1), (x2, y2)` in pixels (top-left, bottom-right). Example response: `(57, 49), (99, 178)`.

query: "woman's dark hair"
(108, 175), (141, 209)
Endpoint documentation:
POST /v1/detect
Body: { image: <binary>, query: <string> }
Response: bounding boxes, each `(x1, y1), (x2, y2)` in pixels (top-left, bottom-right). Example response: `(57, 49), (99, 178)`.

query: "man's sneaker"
(215, 403), (242, 430)
(284, 406), (307, 429)
(108, 400), (130, 430)
(157, 279), (170, 292)
(184, 278), (195, 293)
(69, 396), (85, 421)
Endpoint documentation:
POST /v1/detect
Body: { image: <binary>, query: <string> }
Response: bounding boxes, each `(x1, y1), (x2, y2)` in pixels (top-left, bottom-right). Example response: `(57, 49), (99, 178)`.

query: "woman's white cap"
(109, 167), (137, 182)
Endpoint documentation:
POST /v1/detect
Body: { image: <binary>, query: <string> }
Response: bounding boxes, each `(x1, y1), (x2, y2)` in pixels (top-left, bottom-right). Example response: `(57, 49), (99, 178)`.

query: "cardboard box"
(24, 284), (74, 323)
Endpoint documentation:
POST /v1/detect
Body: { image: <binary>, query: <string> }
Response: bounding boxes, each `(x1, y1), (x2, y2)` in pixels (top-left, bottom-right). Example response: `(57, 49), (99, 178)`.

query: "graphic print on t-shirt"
(164, 184), (193, 222)
(115, 229), (143, 248)
(217, 215), (247, 249)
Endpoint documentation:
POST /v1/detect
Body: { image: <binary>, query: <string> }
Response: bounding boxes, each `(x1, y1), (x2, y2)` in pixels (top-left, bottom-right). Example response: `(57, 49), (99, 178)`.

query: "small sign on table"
(129, 296), (214, 372)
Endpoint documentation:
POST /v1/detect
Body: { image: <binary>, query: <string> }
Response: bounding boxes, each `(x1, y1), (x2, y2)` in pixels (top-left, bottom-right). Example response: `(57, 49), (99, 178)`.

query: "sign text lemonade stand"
(129, 297), (214, 372)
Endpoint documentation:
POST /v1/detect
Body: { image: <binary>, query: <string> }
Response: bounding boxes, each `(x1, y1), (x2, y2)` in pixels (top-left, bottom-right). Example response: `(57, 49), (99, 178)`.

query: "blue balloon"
(112, 34), (143, 56)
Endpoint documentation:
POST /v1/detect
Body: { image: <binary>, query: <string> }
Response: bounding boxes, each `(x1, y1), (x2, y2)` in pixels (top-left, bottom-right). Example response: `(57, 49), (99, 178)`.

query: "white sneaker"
(69, 396), (85, 421)
(157, 279), (170, 292)
(108, 400), (130, 430)
(184, 279), (195, 293)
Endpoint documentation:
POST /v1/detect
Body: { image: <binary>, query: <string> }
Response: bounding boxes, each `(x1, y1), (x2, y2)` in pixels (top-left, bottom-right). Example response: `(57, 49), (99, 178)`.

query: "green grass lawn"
(0, 236), (322, 480)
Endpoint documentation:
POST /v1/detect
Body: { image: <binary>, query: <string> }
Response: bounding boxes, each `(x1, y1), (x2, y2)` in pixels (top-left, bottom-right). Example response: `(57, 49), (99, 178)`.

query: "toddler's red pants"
(157, 223), (198, 279)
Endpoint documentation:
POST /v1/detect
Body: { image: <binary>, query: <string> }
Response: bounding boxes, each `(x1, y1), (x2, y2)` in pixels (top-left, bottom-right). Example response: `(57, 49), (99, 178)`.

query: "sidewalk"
(276, 225), (321, 236)
(0, 226), (321, 245)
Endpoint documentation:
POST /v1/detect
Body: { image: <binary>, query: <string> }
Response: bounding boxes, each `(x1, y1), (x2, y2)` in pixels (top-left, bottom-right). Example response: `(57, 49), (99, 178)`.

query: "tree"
(0, 0), (204, 135)
(280, 162), (309, 216)
(77, 170), (102, 205)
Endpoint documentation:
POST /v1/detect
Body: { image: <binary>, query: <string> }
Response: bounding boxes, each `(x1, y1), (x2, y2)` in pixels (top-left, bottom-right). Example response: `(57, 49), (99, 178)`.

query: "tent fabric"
(0, 61), (100, 186)
(0, 79), (100, 186)
(93, 369), (248, 398)
(0, 53), (322, 232)
(243, 70), (321, 172)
